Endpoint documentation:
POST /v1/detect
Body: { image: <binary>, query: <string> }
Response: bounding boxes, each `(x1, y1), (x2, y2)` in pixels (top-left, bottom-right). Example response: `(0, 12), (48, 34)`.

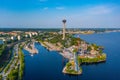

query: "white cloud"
(56, 7), (65, 10)
(86, 5), (113, 15)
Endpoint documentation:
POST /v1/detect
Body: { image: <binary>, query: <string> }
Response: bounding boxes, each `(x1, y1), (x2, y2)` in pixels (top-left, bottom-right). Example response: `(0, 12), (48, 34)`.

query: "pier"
(24, 42), (38, 54)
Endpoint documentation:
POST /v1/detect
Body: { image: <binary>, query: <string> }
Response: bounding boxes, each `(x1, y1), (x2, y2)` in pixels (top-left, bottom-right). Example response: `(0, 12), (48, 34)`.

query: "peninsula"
(24, 40), (38, 55)
(34, 20), (106, 75)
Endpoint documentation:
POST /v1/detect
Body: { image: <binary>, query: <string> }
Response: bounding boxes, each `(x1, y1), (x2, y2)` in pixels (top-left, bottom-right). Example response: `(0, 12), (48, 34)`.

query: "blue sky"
(0, 0), (120, 28)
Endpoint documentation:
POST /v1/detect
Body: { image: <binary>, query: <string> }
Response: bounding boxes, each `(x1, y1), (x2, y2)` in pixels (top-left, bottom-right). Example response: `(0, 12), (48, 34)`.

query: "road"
(1, 44), (19, 80)
(0, 39), (27, 80)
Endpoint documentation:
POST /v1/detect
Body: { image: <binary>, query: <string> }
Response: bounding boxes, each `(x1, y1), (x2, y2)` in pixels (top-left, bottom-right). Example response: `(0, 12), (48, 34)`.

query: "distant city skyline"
(0, 0), (120, 28)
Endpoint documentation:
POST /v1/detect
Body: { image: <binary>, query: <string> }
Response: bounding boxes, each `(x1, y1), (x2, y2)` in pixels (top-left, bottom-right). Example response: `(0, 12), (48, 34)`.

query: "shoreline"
(24, 42), (38, 54)
(39, 41), (106, 62)
(38, 41), (106, 75)
(62, 66), (82, 75)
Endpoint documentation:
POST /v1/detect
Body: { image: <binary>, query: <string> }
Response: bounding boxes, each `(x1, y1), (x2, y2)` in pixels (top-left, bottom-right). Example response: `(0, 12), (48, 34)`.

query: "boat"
(31, 54), (33, 56)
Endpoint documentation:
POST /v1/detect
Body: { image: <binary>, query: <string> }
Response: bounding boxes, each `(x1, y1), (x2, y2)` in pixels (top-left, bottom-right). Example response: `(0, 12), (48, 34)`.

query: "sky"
(0, 0), (120, 28)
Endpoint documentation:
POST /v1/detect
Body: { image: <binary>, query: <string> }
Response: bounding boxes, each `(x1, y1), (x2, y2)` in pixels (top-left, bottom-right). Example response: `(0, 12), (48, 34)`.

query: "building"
(90, 46), (97, 55)
(25, 34), (28, 38)
(17, 35), (21, 40)
(29, 33), (32, 37)
(11, 36), (15, 40)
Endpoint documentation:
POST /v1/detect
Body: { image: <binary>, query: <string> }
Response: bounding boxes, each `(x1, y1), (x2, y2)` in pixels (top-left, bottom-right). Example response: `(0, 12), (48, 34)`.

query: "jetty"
(24, 42), (38, 54)
(62, 66), (82, 75)
(40, 41), (62, 51)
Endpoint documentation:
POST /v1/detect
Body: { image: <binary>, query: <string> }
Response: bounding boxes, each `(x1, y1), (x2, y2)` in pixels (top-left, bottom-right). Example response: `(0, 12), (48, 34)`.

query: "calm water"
(0, 40), (3, 44)
(23, 32), (120, 80)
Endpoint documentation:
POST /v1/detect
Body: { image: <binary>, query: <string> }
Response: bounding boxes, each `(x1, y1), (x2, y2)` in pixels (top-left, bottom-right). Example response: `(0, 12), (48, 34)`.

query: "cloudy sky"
(0, 0), (120, 28)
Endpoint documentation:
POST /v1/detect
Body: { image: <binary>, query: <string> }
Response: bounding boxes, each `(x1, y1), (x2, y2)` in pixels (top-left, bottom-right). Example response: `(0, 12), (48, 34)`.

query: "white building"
(25, 34), (28, 38)
(32, 32), (38, 36)
(17, 35), (21, 40)
(29, 33), (32, 37)
(11, 36), (15, 40)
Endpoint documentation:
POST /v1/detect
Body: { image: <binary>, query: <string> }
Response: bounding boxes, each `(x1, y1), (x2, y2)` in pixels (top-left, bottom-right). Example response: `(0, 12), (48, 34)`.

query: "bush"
(18, 48), (25, 80)
(7, 68), (18, 80)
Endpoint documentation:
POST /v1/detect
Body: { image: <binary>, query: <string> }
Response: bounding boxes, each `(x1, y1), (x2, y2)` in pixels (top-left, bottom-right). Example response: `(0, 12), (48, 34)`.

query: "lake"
(0, 40), (3, 44)
(23, 32), (120, 80)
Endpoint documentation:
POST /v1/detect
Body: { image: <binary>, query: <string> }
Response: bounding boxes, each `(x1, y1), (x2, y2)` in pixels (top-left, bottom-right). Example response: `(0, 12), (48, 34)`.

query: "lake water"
(0, 40), (3, 44)
(23, 32), (120, 80)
